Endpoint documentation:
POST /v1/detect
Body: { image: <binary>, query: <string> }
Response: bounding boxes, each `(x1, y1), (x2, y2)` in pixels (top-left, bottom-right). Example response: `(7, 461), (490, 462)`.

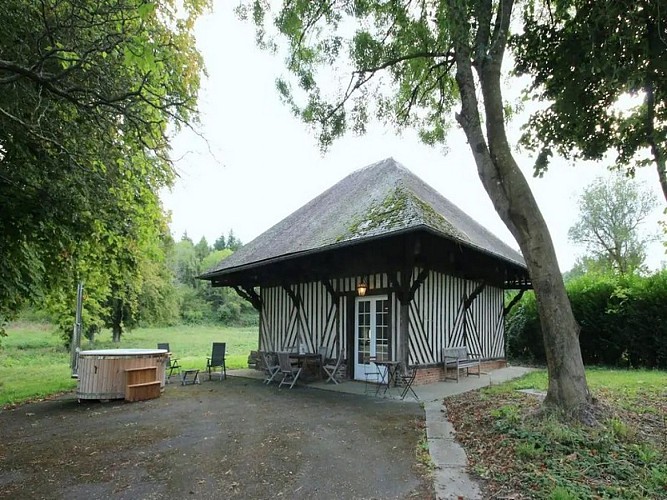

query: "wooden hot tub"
(76, 349), (168, 400)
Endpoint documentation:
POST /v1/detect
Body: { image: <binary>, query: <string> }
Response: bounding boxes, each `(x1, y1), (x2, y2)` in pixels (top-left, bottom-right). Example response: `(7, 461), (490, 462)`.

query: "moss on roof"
(201, 158), (525, 278)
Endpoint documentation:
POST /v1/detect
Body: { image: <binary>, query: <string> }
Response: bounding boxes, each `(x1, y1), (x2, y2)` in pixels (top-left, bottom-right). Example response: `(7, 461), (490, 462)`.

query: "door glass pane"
(357, 300), (370, 364)
(375, 299), (389, 361)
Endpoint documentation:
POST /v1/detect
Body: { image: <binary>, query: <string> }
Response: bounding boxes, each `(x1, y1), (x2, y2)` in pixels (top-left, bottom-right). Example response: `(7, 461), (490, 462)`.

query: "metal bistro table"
(289, 352), (323, 379)
(374, 360), (401, 396)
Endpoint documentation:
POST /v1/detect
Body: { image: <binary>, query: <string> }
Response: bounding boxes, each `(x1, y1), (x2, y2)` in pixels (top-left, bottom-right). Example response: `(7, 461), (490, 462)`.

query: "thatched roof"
(201, 158), (525, 278)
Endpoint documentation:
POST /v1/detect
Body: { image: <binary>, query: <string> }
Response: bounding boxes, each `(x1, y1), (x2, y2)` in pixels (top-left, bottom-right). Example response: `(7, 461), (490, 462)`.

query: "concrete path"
(420, 366), (533, 500)
(229, 365), (534, 499)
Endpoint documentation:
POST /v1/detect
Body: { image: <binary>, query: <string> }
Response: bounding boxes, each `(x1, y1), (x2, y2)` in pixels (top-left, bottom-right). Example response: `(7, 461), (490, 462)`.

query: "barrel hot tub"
(76, 349), (168, 401)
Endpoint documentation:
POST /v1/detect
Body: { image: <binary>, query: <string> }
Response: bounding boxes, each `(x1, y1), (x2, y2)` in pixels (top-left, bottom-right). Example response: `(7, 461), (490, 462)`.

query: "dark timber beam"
(464, 281), (486, 310)
(232, 285), (262, 311)
(408, 268), (429, 302)
(504, 288), (526, 316)
(321, 279), (339, 301)
(282, 285), (302, 308)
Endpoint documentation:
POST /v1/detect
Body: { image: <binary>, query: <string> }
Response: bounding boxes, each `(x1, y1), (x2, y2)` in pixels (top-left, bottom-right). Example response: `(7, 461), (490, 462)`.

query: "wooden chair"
(323, 349), (345, 384)
(206, 342), (227, 381)
(157, 342), (181, 381)
(260, 351), (280, 385)
(277, 351), (302, 389)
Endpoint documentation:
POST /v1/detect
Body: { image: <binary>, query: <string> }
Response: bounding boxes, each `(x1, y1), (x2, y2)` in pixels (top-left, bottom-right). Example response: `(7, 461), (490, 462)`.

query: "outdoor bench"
(443, 346), (481, 382)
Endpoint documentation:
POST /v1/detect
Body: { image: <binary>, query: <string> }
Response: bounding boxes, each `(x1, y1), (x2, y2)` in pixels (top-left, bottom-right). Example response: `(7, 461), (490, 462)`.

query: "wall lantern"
(356, 280), (368, 297)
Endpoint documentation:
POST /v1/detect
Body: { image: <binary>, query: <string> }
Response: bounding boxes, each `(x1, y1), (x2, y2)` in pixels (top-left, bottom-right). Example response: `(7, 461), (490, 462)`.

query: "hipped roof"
(201, 158), (525, 279)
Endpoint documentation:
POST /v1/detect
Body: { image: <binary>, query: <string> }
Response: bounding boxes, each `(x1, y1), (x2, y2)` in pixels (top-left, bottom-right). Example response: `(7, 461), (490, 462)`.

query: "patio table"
(374, 360), (401, 396)
(288, 352), (323, 379)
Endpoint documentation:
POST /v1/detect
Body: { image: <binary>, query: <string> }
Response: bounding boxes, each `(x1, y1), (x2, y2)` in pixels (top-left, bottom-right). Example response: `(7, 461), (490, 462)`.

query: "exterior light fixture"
(356, 280), (368, 296)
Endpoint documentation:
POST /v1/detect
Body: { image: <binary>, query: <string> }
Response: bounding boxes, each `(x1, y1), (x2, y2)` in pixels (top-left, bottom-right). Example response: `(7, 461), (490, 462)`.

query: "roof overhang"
(200, 227), (531, 290)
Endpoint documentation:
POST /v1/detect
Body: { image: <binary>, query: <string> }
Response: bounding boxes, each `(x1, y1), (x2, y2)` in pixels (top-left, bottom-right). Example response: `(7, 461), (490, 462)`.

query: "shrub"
(506, 270), (667, 368)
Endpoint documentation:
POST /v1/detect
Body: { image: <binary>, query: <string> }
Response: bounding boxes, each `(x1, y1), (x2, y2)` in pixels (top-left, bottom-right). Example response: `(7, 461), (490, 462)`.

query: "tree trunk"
(446, 0), (591, 417)
(111, 298), (123, 343)
(645, 17), (667, 204)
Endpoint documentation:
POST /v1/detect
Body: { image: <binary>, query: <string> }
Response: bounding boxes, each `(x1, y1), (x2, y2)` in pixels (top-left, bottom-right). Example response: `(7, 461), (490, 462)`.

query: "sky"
(162, 3), (666, 273)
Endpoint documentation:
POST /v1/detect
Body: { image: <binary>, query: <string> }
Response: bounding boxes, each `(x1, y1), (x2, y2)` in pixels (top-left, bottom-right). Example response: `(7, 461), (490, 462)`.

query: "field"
(0, 322), (258, 406)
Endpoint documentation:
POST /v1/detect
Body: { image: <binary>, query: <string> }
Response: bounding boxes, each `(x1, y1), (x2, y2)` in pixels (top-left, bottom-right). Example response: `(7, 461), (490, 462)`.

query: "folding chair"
(277, 351), (302, 389)
(323, 349), (344, 385)
(364, 356), (380, 394)
(206, 342), (227, 381)
(157, 343), (181, 381)
(260, 351), (280, 385)
(399, 365), (418, 400)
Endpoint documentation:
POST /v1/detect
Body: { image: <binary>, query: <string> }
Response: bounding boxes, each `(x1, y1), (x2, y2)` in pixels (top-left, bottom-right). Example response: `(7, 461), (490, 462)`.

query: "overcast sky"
(162, 3), (666, 273)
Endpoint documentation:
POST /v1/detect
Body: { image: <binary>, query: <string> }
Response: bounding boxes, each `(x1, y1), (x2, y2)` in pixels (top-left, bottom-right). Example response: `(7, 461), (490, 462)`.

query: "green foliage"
(548, 487), (579, 500)
(568, 175), (657, 275)
(168, 234), (258, 326)
(237, 0), (459, 150)
(513, 0), (667, 200)
(507, 271), (667, 368)
(459, 371), (667, 499)
(0, 0), (208, 337)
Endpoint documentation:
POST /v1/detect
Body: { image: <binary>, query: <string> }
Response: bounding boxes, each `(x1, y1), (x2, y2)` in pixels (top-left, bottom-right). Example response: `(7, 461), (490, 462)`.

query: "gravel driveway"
(0, 377), (433, 499)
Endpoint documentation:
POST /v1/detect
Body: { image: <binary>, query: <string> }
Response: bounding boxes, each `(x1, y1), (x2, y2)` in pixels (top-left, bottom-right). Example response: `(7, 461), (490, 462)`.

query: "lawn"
(447, 368), (667, 499)
(0, 322), (259, 407)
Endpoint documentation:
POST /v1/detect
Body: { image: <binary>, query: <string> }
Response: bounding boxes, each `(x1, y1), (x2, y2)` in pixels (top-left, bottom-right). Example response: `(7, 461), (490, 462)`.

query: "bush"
(506, 270), (667, 368)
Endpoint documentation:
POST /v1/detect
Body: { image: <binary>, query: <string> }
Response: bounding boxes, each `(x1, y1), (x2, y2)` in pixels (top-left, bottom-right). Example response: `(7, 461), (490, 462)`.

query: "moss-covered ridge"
(337, 185), (470, 243)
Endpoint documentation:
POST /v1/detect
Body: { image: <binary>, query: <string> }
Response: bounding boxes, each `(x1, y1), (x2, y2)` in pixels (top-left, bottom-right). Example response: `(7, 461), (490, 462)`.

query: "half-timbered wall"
(259, 273), (400, 361)
(408, 268), (504, 365)
(259, 268), (503, 367)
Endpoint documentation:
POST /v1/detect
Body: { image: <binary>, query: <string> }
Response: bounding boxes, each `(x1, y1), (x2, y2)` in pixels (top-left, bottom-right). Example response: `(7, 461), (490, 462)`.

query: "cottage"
(200, 158), (531, 384)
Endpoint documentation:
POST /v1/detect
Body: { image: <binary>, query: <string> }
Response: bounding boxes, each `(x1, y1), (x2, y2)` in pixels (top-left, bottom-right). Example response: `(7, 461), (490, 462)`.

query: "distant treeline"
(168, 231), (257, 326)
(20, 229), (257, 344)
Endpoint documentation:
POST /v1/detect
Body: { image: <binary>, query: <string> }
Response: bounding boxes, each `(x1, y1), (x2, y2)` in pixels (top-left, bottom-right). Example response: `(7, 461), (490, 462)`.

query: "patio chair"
(260, 351), (280, 385)
(323, 349), (344, 384)
(399, 365), (418, 401)
(206, 342), (227, 381)
(277, 351), (302, 389)
(157, 342), (181, 381)
(364, 356), (380, 394)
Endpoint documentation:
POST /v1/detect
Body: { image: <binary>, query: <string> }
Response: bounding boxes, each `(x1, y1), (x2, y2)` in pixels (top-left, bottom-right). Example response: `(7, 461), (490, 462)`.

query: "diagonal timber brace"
(232, 285), (262, 311)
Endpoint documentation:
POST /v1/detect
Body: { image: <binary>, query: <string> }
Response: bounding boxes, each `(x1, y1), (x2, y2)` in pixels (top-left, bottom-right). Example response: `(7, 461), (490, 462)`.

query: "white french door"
(354, 295), (390, 381)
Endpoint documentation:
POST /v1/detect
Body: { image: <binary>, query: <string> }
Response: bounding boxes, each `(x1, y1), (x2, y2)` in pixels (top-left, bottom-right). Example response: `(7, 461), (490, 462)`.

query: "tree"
(0, 0), (207, 335)
(194, 237), (211, 261)
(240, 0), (591, 417)
(214, 234), (227, 251)
(513, 0), (667, 202)
(569, 175), (657, 275)
(171, 239), (201, 289)
(226, 230), (242, 251)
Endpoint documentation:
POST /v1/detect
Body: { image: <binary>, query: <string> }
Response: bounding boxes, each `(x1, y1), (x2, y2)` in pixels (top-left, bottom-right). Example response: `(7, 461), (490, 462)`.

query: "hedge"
(506, 271), (667, 368)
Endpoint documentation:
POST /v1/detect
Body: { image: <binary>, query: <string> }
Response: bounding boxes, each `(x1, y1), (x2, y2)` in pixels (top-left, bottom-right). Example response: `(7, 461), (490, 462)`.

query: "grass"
(449, 368), (667, 499)
(0, 322), (259, 407)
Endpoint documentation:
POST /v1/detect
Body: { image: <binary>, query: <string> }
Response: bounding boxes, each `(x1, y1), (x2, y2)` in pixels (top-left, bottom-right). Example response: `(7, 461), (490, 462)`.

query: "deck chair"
(399, 365), (418, 401)
(277, 351), (302, 389)
(260, 351), (280, 385)
(323, 349), (344, 384)
(206, 342), (227, 381)
(157, 342), (181, 380)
